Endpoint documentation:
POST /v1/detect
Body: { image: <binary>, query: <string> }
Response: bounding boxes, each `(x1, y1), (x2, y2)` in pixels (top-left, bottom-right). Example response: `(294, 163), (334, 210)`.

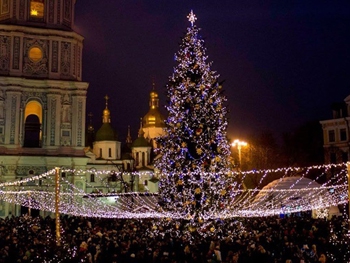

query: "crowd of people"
(0, 212), (348, 263)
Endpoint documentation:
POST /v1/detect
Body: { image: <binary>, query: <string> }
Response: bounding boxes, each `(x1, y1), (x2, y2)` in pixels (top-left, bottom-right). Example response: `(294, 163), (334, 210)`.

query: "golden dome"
(143, 109), (165, 128)
(103, 108), (110, 116)
(143, 88), (165, 128)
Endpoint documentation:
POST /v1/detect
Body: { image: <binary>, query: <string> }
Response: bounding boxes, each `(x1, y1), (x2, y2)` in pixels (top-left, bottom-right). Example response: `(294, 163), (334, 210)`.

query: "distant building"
(320, 98), (350, 164)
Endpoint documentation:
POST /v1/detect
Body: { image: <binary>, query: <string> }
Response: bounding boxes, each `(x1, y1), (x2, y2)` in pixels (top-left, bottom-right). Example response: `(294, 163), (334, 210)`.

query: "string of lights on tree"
(154, 10), (233, 227)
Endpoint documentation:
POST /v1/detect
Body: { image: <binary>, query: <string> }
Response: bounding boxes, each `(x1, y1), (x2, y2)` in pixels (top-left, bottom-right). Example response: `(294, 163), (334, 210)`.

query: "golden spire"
(149, 81), (159, 110)
(126, 125), (132, 144)
(102, 95), (111, 123)
(87, 112), (94, 132)
(152, 77), (156, 91)
(138, 117), (145, 137)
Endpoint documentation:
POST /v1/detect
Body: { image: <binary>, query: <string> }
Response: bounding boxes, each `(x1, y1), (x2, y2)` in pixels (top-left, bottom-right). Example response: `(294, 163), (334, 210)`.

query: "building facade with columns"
(0, 1), (162, 217)
(320, 97), (350, 165)
(0, 0), (89, 217)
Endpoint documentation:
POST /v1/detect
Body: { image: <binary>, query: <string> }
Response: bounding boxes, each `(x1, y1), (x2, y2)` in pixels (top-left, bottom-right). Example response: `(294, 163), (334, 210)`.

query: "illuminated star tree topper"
(155, 10), (232, 228)
(187, 10), (197, 26)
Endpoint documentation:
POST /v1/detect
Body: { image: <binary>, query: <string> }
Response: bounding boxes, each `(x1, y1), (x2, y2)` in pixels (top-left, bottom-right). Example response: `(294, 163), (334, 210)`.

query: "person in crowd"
(0, 213), (347, 263)
(318, 253), (327, 263)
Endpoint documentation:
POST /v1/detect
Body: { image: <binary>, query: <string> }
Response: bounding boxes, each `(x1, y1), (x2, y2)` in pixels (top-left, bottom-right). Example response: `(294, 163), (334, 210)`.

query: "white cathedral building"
(0, 0), (165, 217)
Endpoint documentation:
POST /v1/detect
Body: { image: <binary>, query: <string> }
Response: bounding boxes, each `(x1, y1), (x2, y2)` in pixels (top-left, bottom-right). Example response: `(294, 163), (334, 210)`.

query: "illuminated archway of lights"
(0, 163), (348, 219)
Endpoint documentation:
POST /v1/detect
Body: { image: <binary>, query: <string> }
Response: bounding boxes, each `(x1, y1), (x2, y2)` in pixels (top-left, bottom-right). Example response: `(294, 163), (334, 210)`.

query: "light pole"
(54, 167), (61, 246)
(231, 139), (247, 169)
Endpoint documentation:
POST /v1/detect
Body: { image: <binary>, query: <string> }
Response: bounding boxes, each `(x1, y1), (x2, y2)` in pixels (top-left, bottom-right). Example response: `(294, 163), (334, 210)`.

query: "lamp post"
(231, 139), (247, 169)
(54, 167), (61, 246)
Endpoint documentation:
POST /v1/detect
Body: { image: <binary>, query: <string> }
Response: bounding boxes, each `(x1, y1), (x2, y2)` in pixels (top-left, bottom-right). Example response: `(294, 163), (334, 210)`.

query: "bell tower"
(0, 0), (88, 166)
(0, 0), (90, 218)
(0, 0), (76, 30)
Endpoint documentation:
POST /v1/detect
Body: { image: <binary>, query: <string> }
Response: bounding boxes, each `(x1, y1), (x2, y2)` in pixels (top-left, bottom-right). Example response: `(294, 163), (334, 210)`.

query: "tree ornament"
(195, 127), (202, 135)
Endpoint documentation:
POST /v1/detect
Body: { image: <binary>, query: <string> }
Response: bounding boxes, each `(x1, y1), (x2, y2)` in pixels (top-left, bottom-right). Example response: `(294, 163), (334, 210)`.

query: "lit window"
(148, 116), (156, 125)
(30, 0), (44, 18)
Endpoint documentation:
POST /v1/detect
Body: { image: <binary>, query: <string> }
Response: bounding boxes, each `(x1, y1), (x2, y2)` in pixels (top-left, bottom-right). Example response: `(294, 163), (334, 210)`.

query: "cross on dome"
(187, 10), (197, 26)
(104, 95), (109, 108)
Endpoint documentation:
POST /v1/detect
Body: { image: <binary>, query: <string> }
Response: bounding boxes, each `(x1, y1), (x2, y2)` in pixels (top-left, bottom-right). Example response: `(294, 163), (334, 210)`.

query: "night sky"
(74, 1), (350, 143)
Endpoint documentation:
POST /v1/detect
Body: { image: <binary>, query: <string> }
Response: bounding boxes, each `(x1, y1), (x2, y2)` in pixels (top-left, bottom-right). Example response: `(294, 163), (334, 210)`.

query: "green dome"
(95, 123), (117, 141)
(132, 136), (150, 147)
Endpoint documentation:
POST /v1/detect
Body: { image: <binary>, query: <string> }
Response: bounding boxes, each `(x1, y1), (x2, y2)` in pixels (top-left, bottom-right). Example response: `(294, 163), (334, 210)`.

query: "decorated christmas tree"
(155, 11), (233, 223)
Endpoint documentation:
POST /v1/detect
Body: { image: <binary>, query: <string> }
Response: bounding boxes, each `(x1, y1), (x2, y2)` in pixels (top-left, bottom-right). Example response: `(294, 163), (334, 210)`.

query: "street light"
(231, 139), (247, 169)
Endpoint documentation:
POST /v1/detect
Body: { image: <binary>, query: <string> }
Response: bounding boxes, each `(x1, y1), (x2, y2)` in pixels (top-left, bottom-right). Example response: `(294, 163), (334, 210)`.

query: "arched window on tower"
(23, 115), (41, 147)
(23, 101), (42, 148)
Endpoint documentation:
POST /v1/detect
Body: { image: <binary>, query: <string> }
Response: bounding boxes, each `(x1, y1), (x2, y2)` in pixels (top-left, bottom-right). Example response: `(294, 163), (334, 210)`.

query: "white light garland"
(0, 163), (348, 219)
